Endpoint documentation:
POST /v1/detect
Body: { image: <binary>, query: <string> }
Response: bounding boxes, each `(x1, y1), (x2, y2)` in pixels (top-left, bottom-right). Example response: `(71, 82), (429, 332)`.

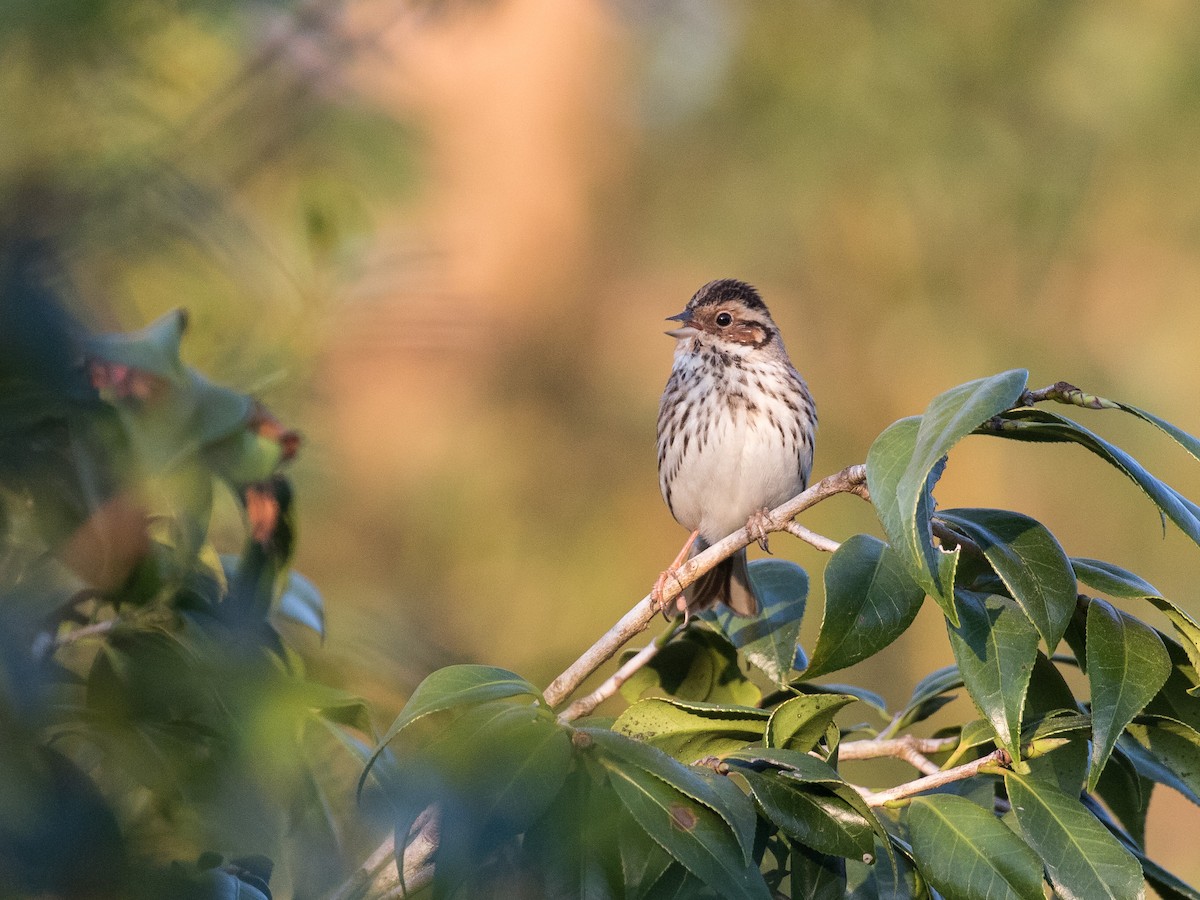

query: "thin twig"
(559, 621), (682, 723)
(781, 521), (841, 553)
(855, 748), (1011, 807)
(838, 735), (959, 777)
(543, 464), (869, 710)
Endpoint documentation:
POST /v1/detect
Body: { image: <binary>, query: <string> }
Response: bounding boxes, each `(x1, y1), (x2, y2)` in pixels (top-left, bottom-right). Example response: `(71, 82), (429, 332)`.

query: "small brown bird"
(654, 279), (816, 616)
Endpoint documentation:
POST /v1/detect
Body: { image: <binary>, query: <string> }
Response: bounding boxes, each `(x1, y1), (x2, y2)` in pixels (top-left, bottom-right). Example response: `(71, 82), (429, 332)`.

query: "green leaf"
(766, 694), (856, 752)
(85, 308), (189, 380)
(620, 627), (761, 706)
(1094, 746), (1152, 848)
(595, 753), (771, 899)
(582, 728), (754, 864)
(907, 794), (1043, 900)
(986, 407), (1200, 550)
(893, 664), (963, 733)
(946, 593), (1039, 761)
(1005, 769), (1144, 899)
(803, 535), (925, 679)
(740, 769), (874, 861)
(612, 699), (769, 762)
(276, 570), (324, 639)
(1086, 598), (1171, 790)
(938, 508), (1075, 650)
(796, 682), (889, 719)
(1073, 559), (1200, 695)
(867, 370), (1028, 623)
(360, 665), (541, 794)
(790, 842), (847, 899)
(704, 559), (808, 685)
(723, 748), (890, 860)
(1072, 558), (1161, 600)
(1023, 653), (1088, 794)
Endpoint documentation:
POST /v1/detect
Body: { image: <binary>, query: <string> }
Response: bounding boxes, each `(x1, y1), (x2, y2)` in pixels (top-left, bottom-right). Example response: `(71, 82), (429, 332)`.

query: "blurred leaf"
(765, 694), (856, 752)
(985, 407), (1200, 551)
(803, 534), (924, 679)
(946, 593), (1039, 761)
(612, 698), (768, 762)
(275, 571), (324, 640)
(85, 309), (188, 381)
(938, 508), (1075, 651)
(907, 794), (1043, 900)
(588, 734), (770, 899)
(621, 628), (760, 706)
(360, 665), (541, 794)
(703, 559), (808, 685)
(867, 370), (1028, 623)
(1006, 770), (1144, 899)
(582, 728), (754, 864)
(521, 772), (624, 900)
(1085, 598), (1171, 790)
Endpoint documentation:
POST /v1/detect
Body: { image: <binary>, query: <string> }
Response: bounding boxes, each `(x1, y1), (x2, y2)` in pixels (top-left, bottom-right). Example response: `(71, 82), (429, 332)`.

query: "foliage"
(363, 370), (1200, 899)
(0, 303), (367, 899)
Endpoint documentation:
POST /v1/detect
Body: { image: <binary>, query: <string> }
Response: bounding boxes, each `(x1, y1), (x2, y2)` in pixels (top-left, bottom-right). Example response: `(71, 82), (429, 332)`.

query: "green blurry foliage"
(0, 297), (370, 899)
(363, 371), (1200, 899)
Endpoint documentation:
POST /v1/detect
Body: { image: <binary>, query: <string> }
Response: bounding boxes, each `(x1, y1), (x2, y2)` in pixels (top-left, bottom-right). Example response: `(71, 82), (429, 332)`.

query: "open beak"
(665, 309), (698, 339)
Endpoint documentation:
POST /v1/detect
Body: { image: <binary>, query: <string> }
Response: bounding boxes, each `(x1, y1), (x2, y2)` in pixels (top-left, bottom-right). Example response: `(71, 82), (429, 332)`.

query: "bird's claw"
(746, 508), (776, 552)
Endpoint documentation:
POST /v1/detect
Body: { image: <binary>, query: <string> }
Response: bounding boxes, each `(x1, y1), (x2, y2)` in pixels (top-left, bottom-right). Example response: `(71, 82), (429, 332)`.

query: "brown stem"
(855, 748), (1011, 807)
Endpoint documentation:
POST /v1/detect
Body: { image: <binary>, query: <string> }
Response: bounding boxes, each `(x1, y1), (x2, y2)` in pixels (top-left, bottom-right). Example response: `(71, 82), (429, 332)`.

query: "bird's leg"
(746, 508), (778, 552)
(652, 529), (700, 613)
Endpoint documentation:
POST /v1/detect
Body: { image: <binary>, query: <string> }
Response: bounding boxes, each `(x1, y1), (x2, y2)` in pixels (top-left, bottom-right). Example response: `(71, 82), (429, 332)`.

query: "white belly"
(663, 382), (810, 542)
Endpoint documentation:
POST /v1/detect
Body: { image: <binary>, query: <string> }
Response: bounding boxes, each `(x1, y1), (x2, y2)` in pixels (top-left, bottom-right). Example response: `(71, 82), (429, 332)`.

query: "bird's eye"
(715, 312), (733, 327)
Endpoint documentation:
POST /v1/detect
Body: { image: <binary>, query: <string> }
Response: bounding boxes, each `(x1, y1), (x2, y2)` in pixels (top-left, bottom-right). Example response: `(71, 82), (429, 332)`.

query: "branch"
(854, 748), (1011, 807)
(838, 735), (958, 777)
(326, 809), (439, 900)
(542, 464), (869, 710)
(558, 621), (682, 723)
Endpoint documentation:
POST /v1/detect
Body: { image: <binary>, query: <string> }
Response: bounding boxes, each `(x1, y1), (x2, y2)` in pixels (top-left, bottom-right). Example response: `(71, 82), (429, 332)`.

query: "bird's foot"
(652, 529), (700, 615)
(746, 508), (777, 552)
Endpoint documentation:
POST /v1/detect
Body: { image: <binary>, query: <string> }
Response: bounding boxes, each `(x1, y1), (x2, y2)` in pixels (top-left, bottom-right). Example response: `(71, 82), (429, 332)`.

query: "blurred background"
(5, 0), (1200, 891)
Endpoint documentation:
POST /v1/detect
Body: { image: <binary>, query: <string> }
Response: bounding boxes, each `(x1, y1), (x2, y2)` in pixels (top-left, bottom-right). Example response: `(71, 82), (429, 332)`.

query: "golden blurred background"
(9, 0), (1200, 885)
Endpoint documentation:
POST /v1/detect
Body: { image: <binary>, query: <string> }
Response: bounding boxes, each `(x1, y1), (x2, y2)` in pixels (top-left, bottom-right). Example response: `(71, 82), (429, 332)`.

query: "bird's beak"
(665, 309), (698, 339)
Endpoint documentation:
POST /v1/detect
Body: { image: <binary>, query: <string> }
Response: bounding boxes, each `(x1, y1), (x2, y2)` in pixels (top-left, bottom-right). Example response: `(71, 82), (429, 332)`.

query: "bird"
(653, 279), (816, 617)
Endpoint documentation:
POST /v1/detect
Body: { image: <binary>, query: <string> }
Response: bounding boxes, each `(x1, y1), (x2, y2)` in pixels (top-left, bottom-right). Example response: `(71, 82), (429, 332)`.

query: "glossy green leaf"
(360, 665), (541, 794)
(946, 593), (1039, 761)
(803, 534), (925, 679)
(938, 508), (1075, 650)
(1023, 653), (1088, 794)
(868, 370), (1028, 624)
(620, 627), (761, 706)
(1086, 598), (1171, 790)
(908, 794), (1043, 900)
(597, 755), (771, 899)
(796, 682), (889, 719)
(867, 417), (959, 623)
(984, 407), (1200, 550)
(724, 748), (890, 859)
(1094, 746), (1152, 848)
(1005, 770), (1144, 900)
(704, 559), (808, 685)
(1073, 559), (1200, 695)
(766, 694), (856, 752)
(613, 699), (768, 762)
(740, 769), (874, 861)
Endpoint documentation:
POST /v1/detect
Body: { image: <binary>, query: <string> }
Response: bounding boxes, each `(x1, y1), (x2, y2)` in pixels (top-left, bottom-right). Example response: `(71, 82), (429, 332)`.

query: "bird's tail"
(684, 542), (760, 617)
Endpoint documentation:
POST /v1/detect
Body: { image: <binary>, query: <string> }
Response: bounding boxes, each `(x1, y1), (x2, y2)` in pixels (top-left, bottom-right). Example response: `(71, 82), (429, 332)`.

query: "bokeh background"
(7, 0), (1200, 889)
